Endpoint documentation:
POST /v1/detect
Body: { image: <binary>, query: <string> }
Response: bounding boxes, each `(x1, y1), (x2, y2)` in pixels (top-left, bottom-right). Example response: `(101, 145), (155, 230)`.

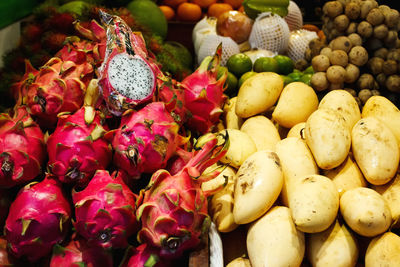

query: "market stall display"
(0, 0), (400, 266)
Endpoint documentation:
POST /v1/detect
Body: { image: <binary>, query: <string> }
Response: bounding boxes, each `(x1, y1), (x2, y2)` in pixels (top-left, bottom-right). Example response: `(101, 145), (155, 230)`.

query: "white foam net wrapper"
(249, 12), (290, 54)
(287, 29), (318, 62)
(197, 35), (240, 66)
(192, 16), (218, 56)
(285, 1), (303, 31)
(244, 49), (277, 63)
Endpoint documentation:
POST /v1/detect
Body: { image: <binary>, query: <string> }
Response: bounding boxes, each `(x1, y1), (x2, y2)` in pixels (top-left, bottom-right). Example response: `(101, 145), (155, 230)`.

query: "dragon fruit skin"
(47, 80), (112, 186)
(5, 175), (72, 262)
(181, 45), (227, 134)
(158, 76), (189, 126)
(72, 170), (138, 249)
(11, 60), (39, 106)
(0, 106), (46, 188)
(50, 236), (113, 267)
(136, 132), (229, 259)
(97, 11), (167, 116)
(120, 244), (172, 267)
(47, 107), (112, 186)
(24, 55), (93, 129)
(106, 102), (185, 179)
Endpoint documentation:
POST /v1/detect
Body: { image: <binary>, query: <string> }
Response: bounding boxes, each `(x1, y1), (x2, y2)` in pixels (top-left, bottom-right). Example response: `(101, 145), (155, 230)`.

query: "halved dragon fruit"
(5, 175), (71, 262)
(136, 132), (229, 259)
(97, 10), (164, 116)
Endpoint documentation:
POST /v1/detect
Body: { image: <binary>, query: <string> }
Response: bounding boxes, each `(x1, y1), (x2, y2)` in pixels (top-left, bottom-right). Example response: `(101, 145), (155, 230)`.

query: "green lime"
(238, 71), (257, 88)
(281, 75), (293, 86)
(300, 74), (313, 85)
(127, 0), (168, 39)
(253, 57), (279, 73)
(226, 53), (253, 77)
(303, 66), (314, 75)
(287, 72), (302, 82)
(225, 72), (239, 97)
(292, 69), (302, 73)
(274, 55), (294, 75)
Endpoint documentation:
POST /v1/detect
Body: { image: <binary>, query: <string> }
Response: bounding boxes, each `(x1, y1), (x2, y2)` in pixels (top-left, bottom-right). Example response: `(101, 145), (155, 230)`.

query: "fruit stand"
(1, 0), (400, 266)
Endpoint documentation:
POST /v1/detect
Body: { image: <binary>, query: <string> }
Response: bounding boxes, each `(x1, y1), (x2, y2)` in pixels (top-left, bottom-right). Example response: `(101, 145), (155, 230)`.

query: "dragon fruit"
(74, 19), (106, 47)
(50, 235), (113, 267)
(0, 106), (45, 188)
(136, 132), (229, 259)
(181, 44), (227, 134)
(23, 54), (94, 128)
(67, 19), (108, 67)
(5, 175), (71, 262)
(97, 10), (166, 116)
(72, 170), (138, 249)
(11, 60), (38, 106)
(106, 101), (186, 179)
(120, 244), (171, 267)
(157, 76), (189, 126)
(47, 79), (112, 187)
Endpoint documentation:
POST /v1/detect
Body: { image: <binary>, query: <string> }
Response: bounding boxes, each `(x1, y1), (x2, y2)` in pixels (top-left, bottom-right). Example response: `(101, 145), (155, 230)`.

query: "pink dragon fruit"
(120, 244), (172, 267)
(157, 76), (189, 126)
(181, 44), (227, 134)
(58, 19), (108, 68)
(5, 175), (71, 262)
(11, 60), (39, 106)
(24, 54), (94, 128)
(50, 235), (113, 267)
(72, 170), (138, 249)
(97, 10), (166, 116)
(105, 101), (186, 179)
(0, 106), (45, 188)
(75, 19), (106, 42)
(46, 79), (112, 187)
(136, 132), (229, 259)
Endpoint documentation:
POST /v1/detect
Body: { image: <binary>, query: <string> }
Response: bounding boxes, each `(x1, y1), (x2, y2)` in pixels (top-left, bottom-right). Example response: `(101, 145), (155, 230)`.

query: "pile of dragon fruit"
(0, 10), (229, 266)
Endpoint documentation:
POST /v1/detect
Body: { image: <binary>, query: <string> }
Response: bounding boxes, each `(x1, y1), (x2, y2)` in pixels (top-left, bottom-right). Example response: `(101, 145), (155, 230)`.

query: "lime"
(300, 74), (312, 85)
(287, 72), (302, 82)
(303, 66), (314, 75)
(274, 55), (294, 75)
(253, 57), (279, 73)
(238, 71), (257, 88)
(127, 0), (168, 39)
(225, 72), (239, 97)
(226, 53), (253, 77)
(281, 75), (293, 86)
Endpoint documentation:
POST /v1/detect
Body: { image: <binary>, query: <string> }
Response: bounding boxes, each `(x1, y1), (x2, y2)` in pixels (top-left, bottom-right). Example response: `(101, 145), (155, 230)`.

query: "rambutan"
(41, 32), (68, 53)
(21, 23), (43, 42)
(45, 13), (76, 34)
